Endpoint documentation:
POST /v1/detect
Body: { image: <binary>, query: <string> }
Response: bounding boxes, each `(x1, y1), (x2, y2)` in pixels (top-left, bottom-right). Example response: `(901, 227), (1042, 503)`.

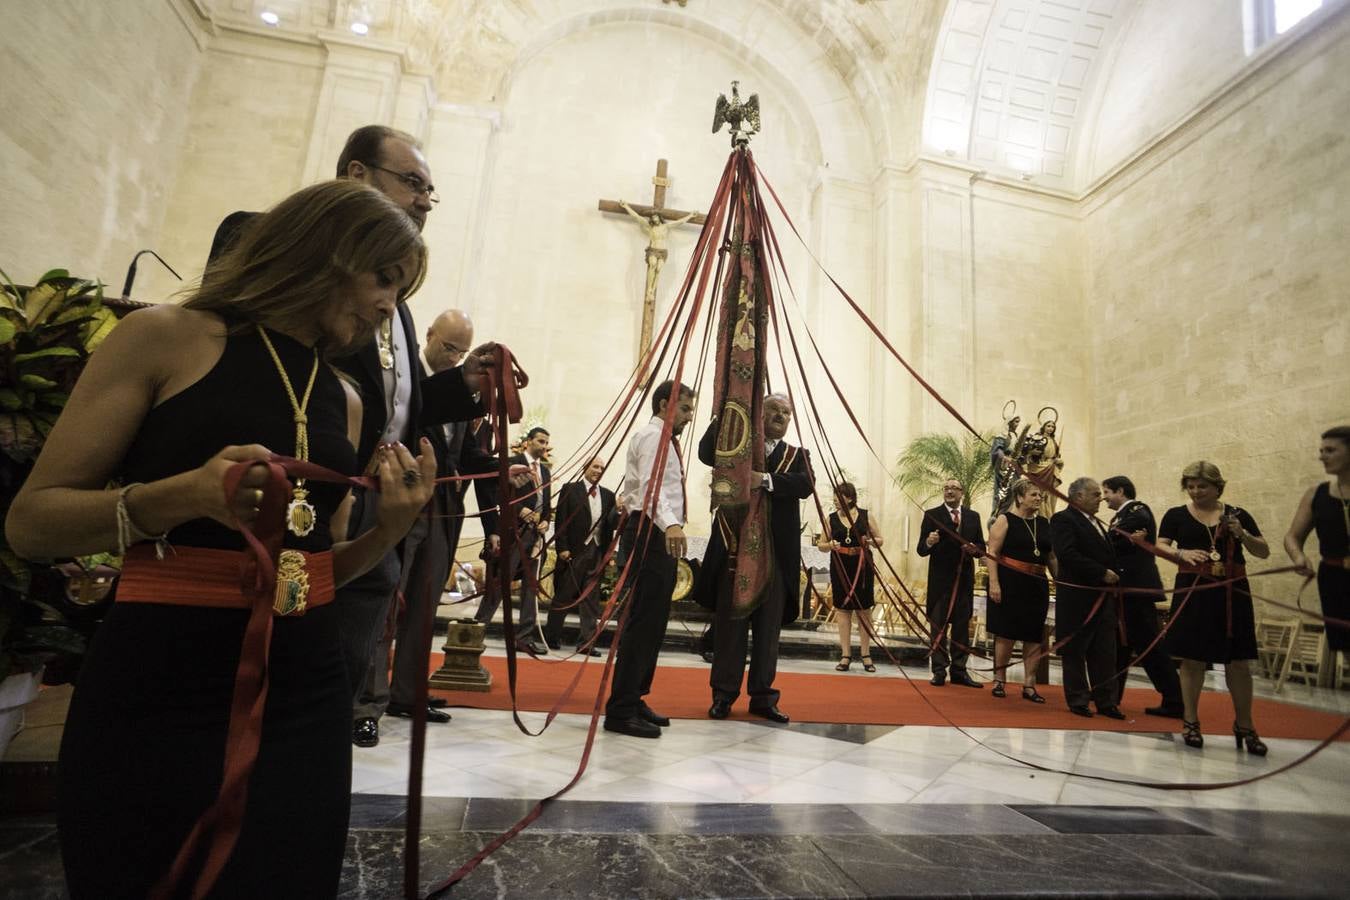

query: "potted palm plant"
(0, 268), (120, 757)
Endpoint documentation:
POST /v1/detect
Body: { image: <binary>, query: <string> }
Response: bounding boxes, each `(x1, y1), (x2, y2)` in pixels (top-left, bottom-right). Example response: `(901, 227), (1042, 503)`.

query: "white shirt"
(585, 479), (603, 545)
(762, 438), (780, 491)
(620, 416), (686, 532)
(1077, 508), (1108, 539)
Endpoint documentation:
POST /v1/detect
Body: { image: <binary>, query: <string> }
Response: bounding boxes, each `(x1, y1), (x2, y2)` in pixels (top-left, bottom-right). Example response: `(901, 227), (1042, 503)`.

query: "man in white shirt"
(603, 380), (695, 738)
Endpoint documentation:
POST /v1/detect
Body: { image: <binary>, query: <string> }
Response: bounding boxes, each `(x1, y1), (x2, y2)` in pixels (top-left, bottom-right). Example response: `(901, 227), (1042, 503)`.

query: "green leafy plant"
(894, 431), (996, 507)
(1, 268), (120, 681)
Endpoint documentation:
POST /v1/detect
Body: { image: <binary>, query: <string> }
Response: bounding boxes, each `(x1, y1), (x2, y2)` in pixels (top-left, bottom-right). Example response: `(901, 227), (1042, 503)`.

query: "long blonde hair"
(184, 180), (426, 352)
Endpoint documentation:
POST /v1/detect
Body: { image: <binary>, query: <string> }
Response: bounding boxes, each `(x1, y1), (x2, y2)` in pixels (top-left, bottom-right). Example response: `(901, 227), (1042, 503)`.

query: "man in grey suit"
(356, 309), (499, 731)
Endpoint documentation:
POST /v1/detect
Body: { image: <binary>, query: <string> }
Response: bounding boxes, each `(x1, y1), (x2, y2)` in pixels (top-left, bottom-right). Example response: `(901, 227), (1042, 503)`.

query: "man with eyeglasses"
(207, 124), (501, 748)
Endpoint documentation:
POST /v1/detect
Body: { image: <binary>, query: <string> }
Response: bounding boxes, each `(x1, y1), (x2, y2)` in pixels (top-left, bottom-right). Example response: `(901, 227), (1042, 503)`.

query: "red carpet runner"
(428, 654), (1347, 740)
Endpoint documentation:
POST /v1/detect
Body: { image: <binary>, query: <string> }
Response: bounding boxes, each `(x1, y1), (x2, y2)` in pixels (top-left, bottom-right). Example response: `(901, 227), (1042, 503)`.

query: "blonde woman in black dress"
(816, 482), (885, 672)
(984, 478), (1057, 701)
(1157, 461), (1270, 755)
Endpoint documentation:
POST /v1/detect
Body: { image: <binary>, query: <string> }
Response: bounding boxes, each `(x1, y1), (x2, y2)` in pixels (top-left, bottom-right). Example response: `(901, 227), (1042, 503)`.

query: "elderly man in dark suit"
(1050, 476), (1124, 719)
(544, 456), (618, 656)
(696, 394), (814, 723)
(1103, 475), (1183, 717)
(207, 125), (497, 749)
(916, 479), (986, 687)
(475, 426), (553, 654)
(356, 309), (499, 731)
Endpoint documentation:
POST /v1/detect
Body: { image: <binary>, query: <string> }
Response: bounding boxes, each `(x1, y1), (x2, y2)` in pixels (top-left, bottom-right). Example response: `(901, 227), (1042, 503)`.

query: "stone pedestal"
(429, 618), (492, 692)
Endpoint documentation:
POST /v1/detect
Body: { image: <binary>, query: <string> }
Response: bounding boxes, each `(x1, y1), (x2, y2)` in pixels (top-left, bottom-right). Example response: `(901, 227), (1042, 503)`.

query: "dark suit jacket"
(420, 361), (497, 553)
(916, 504), (986, 615)
(553, 480), (617, 559)
(1050, 509), (1121, 637)
(1107, 500), (1163, 594)
(692, 419), (815, 624)
(486, 452), (551, 537)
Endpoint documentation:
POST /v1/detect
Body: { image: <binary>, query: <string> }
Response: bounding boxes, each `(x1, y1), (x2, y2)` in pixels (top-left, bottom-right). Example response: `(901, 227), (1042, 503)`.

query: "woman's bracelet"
(116, 483), (171, 559)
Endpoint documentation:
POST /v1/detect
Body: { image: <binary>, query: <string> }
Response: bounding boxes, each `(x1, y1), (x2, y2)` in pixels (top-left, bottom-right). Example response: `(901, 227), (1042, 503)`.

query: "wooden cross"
(598, 159), (708, 361)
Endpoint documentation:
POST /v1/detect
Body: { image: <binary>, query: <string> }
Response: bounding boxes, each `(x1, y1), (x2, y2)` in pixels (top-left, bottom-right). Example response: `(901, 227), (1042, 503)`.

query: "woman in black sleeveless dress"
(815, 482), (885, 672)
(1285, 426), (1350, 654)
(984, 479), (1055, 701)
(6, 182), (435, 898)
(1157, 461), (1270, 756)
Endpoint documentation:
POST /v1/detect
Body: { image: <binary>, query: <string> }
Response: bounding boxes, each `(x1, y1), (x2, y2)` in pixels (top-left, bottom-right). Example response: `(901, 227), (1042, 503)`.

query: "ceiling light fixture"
(350, 21), (369, 35)
(260, 10), (279, 26)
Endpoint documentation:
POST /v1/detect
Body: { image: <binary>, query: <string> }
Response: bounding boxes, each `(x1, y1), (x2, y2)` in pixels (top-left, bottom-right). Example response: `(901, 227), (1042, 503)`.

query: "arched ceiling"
(922, 0), (1132, 191)
(208, 0), (948, 168)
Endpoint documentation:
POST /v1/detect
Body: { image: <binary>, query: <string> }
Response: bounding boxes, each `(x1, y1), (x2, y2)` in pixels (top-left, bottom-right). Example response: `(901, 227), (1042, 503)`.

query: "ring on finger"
(402, 468), (422, 486)
(253, 488), (264, 506)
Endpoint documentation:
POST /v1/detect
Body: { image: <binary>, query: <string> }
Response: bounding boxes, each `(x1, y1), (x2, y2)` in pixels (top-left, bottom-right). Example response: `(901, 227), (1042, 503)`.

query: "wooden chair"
(1256, 615), (1299, 683)
(1280, 622), (1326, 694)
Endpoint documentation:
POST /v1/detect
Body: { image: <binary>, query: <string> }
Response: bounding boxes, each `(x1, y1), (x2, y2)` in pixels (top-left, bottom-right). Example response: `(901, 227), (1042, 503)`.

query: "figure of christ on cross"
(598, 158), (708, 361)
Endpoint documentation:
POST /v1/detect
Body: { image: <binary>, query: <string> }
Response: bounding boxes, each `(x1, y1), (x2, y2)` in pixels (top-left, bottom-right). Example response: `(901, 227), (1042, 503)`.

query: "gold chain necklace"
(1019, 511), (1041, 558)
(258, 327), (320, 537)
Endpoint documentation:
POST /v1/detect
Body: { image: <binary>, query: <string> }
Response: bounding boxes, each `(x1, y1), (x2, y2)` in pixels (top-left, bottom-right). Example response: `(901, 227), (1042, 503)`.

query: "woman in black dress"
(984, 478), (1056, 702)
(5, 181), (437, 898)
(816, 482), (885, 672)
(1156, 461), (1270, 755)
(1285, 425), (1350, 656)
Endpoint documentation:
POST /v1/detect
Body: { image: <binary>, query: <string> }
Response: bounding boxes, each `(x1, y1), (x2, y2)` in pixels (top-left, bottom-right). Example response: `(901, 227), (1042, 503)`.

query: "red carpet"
(429, 654), (1349, 741)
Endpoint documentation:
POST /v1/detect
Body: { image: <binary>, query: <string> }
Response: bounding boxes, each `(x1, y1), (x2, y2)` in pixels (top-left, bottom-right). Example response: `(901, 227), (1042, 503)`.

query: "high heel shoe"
(1233, 723), (1268, 756)
(1021, 686), (1046, 704)
(991, 680), (1006, 698)
(835, 657), (852, 671)
(861, 656), (877, 673)
(1181, 719), (1204, 749)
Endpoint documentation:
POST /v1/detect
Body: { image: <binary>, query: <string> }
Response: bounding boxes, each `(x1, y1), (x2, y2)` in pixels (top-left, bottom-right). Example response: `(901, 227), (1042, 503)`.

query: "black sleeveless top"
(120, 326), (355, 552)
(1313, 482), (1349, 558)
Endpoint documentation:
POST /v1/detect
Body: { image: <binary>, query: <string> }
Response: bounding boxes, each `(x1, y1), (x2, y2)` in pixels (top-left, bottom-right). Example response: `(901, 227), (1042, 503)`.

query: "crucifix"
(598, 158), (708, 361)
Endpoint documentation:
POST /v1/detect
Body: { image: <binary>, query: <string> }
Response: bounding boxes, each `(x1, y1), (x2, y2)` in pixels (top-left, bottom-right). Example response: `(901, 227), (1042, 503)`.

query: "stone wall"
(1084, 10), (1350, 606)
(0, 0), (205, 291)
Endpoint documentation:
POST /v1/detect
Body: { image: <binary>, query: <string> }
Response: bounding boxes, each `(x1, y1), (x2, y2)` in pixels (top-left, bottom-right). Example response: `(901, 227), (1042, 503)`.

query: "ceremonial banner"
(708, 150), (773, 619)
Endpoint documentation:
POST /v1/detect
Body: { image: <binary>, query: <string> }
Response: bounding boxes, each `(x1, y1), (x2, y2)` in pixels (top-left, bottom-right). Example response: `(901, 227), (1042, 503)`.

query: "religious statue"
(1021, 407), (1064, 518)
(619, 199), (696, 316)
(988, 401), (1023, 525)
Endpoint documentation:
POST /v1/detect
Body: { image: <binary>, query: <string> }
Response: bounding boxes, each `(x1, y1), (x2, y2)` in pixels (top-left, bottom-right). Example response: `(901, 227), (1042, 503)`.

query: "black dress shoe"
(583, 646), (603, 657)
(1068, 705), (1094, 718)
(1145, 704), (1185, 718)
(386, 702), (451, 724)
(930, 673), (946, 686)
(544, 638), (562, 651)
(1097, 706), (1126, 720)
(353, 717), (379, 747)
(950, 673), (983, 689)
(428, 697), (450, 710)
(516, 640), (549, 656)
(603, 716), (661, 738)
(750, 705), (790, 724)
(708, 698), (732, 719)
(638, 703), (670, 727)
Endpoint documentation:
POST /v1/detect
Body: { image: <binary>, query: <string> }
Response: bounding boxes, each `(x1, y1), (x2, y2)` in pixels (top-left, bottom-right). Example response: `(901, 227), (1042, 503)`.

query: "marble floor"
(4, 646), (1348, 898)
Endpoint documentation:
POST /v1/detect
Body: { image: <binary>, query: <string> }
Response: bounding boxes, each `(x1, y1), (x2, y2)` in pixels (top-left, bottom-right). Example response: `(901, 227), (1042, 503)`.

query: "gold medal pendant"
(1209, 550), (1221, 562)
(273, 549), (311, 616)
(1033, 548), (1041, 558)
(287, 485), (317, 537)
(378, 320), (395, 370)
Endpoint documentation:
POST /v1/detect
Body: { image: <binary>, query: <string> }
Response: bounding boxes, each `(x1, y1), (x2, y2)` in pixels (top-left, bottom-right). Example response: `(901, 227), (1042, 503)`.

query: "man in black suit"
(1050, 477), (1124, 718)
(1103, 475), (1183, 717)
(356, 309), (499, 730)
(544, 456), (617, 656)
(916, 479), (986, 687)
(696, 394), (814, 723)
(475, 426), (552, 654)
(207, 125), (496, 748)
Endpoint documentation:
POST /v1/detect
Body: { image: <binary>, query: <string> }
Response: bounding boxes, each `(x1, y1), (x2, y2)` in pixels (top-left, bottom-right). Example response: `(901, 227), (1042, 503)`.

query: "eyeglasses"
(364, 163), (440, 204)
(437, 339), (469, 356)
